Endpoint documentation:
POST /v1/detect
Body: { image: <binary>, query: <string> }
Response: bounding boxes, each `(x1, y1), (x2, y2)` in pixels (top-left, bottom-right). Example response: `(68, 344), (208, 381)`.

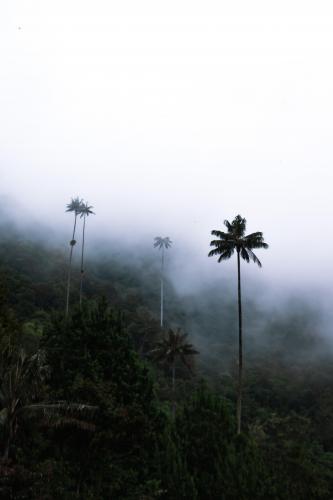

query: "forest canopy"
(0, 219), (332, 499)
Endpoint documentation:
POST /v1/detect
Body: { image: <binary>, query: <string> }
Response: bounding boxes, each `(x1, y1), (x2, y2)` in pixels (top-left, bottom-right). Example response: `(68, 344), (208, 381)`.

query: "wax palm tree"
(151, 328), (198, 416)
(65, 197), (83, 316)
(208, 215), (268, 434)
(79, 202), (95, 308)
(153, 236), (172, 327)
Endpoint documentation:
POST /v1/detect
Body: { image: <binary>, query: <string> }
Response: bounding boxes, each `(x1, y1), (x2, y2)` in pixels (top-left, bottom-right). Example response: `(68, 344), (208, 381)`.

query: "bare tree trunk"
(236, 249), (243, 434)
(79, 215), (86, 309)
(66, 213), (78, 317)
(160, 247), (164, 327)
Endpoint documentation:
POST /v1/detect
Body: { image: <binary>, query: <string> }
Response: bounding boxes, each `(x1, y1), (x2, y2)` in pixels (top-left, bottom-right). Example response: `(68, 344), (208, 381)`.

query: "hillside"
(0, 227), (332, 498)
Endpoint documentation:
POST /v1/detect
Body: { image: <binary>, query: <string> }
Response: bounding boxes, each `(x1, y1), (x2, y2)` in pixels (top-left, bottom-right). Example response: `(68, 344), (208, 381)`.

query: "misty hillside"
(0, 223), (333, 498)
(3, 1), (333, 497)
(0, 223), (331, 367)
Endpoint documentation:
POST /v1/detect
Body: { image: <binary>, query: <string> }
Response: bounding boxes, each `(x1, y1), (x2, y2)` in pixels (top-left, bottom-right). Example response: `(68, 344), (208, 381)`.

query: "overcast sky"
(1, 1), (333, 291)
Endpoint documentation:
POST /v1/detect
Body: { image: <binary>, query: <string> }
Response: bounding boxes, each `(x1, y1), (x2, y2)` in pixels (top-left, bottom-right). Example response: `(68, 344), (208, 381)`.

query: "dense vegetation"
(0, 223), (333, 499)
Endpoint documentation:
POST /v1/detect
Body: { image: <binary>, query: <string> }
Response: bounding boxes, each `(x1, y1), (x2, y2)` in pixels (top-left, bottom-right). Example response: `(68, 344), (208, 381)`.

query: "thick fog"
(1, 1), (333, 320)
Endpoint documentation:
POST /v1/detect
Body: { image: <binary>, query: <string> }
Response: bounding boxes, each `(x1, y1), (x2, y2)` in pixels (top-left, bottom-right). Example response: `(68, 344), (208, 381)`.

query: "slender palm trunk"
(160, 247), (164, 327)
(79, 215), (86, 309)
(66, 213), (78, 317)
(236, 249), (243, 434)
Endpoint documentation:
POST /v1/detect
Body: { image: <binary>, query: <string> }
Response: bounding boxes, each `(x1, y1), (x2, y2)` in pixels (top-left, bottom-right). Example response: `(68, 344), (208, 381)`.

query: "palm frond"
(26, 402), (98, 413)
(208, 244), (234, 260)
(223, 219), (233, 232)
(218, 249), (235, 262)
(209, 215), (268, 266)
(26, 404), (97, 432)
(150, 328), (198, 369)
(41, 416), (96, 431)
(209, 239), (236, 249)
(244, 232), (269, 249)
(66, 197), (84, 214)
(246, 248), (262, 267)
(211, 230), (229, 239)
(180, 354), (194, 374)
(244, 231), (263, 240)
(23, 402), (98, 430)
(232, 215), (247, 237)
(80, 201), (95, 218)
(210, 230), (237, 244)
(248, 240), (269, 250)
(153, 236), (172, 249)
(240, 247), (250, 263)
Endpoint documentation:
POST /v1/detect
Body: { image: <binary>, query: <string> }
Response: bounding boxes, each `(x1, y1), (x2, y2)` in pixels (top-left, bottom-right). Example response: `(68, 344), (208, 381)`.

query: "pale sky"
(1, 1), (333, 291)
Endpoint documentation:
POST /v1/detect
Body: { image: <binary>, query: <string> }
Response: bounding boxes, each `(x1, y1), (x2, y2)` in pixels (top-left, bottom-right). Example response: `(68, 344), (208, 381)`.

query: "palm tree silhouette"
(79, 202), (95, 308)
(208, 215), (268, 434)
(151, 328), (198, 417)
(65, 197), (83, 316)
(153, 236), (172, 327)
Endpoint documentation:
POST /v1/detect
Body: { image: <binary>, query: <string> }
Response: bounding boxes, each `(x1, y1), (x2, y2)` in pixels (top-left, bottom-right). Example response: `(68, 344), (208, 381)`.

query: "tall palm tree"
(65, 197), (83, 316)
(153, 236), (172, 327)
(79, 202), (95, 308)
(151, 328), (198, 417)
(208, 215), (268, 434)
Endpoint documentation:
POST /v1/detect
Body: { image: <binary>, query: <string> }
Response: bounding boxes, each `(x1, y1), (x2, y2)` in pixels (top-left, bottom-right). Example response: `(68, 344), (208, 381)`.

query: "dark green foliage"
(156, 425), (198, 499)
(251, 412), (333, 499)
(174, 386), (266, 500)
(0, 230), (333, 498)
(41, 300), (166, 498)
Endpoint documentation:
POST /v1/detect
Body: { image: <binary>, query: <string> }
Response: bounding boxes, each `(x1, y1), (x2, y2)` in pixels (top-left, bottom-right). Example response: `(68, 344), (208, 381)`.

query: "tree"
(174, 386), (266, 500)
(43, 299), (166, 498)
(0, 344), (96, 461)
(153, 236), (172, 327)
(65, 197), (83, 317)
(79, 202), (95, 308)
(208, 215), (268, 434)
(151, 328), (198, 417)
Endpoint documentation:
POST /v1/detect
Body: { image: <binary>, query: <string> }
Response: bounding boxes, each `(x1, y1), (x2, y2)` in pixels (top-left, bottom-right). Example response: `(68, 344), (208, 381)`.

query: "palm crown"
(66, 197), (84, 215)
(80, 202), (95, 218)
(151, 328), (198, 370)
(153, 236), (172, 250)
(208, 215), (268, 266)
